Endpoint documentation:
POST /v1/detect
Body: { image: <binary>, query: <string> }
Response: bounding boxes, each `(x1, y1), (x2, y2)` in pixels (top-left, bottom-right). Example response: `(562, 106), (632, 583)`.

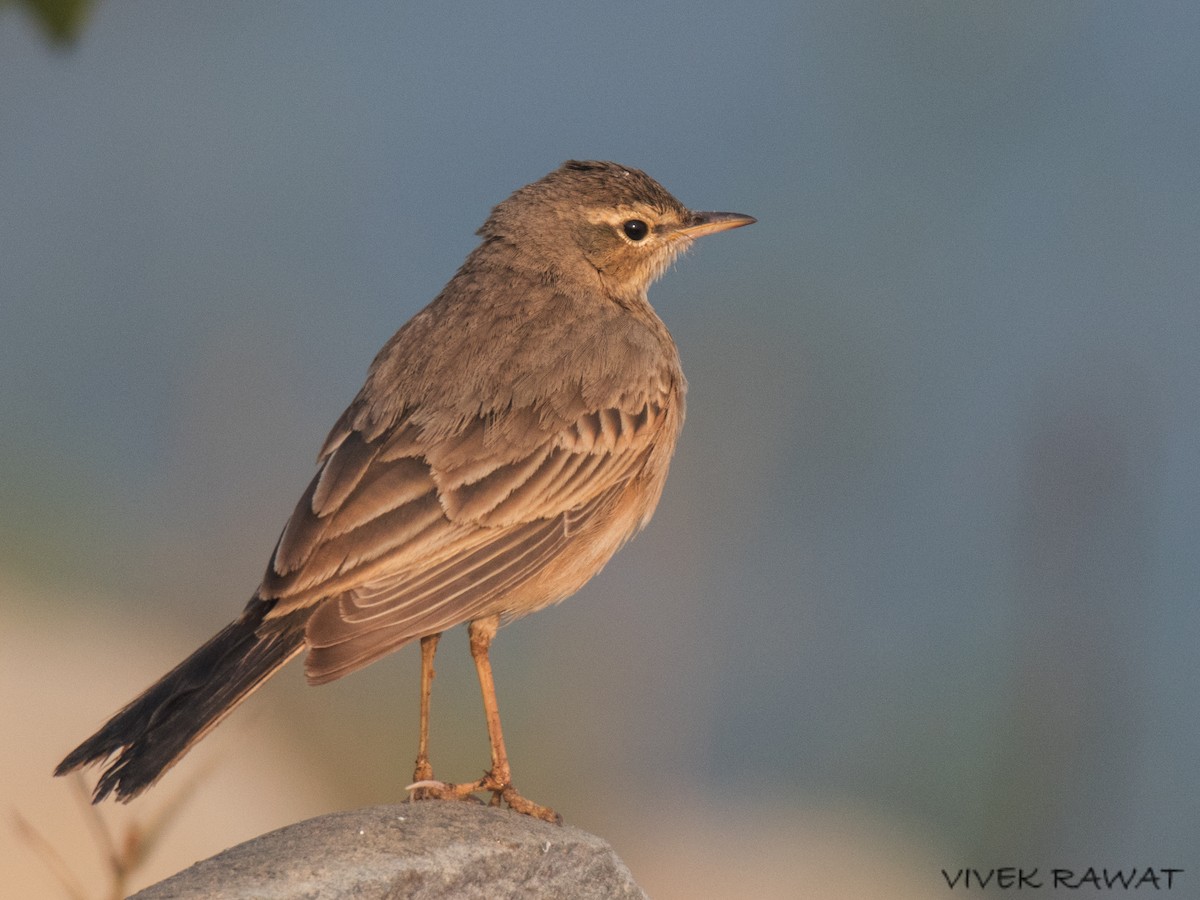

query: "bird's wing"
(257, 392), (675, 683)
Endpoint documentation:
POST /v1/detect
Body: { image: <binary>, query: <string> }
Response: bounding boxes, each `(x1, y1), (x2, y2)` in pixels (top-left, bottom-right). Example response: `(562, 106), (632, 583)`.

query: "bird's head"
(480, 160), (755, 301)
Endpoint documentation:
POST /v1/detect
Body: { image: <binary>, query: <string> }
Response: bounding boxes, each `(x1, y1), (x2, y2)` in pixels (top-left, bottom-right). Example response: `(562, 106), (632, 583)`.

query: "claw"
(405, 779), (447, 793)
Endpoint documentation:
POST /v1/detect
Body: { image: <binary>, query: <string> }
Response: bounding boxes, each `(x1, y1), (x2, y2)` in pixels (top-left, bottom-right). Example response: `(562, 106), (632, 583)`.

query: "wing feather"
(304, 486), (624, 684)
(258, 386), (679, 683)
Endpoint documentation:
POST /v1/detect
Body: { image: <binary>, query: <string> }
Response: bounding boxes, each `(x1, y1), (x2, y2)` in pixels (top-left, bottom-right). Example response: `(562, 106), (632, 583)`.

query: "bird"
(55, 160), (755, 823)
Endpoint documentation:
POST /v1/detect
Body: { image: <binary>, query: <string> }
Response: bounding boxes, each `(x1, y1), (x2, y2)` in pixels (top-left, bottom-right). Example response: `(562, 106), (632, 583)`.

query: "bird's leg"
(466, 615), (561, 824)
(408, 633), (440, 798)
(404, 629), (486, 806)
(467, 615), (510, 793)
(405, 617), (560, 823)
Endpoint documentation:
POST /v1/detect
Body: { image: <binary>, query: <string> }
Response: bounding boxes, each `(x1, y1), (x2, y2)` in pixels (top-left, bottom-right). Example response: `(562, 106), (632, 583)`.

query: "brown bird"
(55, 160), (754, 823)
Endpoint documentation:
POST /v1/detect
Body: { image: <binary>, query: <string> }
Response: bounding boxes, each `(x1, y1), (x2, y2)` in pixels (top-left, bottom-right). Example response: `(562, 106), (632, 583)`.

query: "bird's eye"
(622, 219), (649, 241)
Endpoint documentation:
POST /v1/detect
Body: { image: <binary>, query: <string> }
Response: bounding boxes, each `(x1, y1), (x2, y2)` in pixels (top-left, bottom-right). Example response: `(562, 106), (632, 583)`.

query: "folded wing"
(257, 393), (674, 684)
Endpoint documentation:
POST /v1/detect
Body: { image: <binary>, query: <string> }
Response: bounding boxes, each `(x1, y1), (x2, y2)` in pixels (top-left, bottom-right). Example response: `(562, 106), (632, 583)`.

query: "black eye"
(622, 219), (649, 241)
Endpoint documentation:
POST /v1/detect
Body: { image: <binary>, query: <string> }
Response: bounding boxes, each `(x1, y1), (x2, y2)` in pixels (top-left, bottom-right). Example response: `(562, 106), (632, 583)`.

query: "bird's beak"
(675, 211), (757, 239)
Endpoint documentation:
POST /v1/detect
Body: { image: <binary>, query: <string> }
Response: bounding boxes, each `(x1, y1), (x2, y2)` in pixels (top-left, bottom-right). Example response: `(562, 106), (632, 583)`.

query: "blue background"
(3, 3), (1197, 895)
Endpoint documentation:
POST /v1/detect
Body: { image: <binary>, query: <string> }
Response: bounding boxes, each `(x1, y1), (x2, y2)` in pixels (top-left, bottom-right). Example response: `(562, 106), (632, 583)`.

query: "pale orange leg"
(409, 633), (440, 796)
(466, 615), (560, 824)
(405, 616), (560, 822)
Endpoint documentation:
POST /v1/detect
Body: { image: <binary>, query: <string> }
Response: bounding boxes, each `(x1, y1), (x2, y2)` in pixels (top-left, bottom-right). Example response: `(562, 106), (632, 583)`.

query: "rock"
(130, 801), (648, 899)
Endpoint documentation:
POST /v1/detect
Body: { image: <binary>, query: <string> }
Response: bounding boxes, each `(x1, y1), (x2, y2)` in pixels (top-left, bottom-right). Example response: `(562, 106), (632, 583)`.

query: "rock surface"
(130, 801), (648, 899)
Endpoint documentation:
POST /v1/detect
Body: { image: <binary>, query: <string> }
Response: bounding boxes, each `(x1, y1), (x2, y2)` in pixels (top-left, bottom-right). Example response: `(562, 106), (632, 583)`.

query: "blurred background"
(2, 2), (1197, 897)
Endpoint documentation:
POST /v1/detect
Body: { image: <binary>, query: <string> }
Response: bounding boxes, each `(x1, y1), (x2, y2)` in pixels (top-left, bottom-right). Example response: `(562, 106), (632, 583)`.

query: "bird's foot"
(404, 771), (561, 824)
(405, 779), (484, 803)
(407, 758), (444, 800)
(496, 784), (561, 824)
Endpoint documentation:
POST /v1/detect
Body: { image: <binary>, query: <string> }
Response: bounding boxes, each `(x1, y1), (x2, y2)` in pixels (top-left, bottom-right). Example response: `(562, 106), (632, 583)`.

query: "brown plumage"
(55, 160), (754, 822)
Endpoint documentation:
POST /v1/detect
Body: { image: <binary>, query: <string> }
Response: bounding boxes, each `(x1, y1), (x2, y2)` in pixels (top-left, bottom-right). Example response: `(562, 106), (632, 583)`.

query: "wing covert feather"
(258, 383), (680, 684)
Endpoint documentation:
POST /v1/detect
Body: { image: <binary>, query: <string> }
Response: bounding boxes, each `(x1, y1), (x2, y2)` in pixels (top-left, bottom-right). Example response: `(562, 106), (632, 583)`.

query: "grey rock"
(130, 802), (648, 899)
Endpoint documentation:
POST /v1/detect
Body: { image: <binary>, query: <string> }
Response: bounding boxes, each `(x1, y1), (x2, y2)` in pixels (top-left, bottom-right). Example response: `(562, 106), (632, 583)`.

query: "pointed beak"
(675, 210), (757, 239)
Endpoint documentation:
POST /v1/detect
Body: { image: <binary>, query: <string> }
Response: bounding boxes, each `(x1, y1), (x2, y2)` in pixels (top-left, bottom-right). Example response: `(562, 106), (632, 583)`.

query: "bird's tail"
(55, 598), (310, 802)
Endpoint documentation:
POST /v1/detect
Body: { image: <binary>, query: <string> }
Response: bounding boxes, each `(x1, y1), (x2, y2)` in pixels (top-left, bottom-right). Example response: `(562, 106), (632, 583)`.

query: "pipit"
(56, 160), (754, 823)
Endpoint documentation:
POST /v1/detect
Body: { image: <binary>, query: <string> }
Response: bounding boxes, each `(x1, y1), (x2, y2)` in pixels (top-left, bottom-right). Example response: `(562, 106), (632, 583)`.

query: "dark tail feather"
(55, 598), (309, 802)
